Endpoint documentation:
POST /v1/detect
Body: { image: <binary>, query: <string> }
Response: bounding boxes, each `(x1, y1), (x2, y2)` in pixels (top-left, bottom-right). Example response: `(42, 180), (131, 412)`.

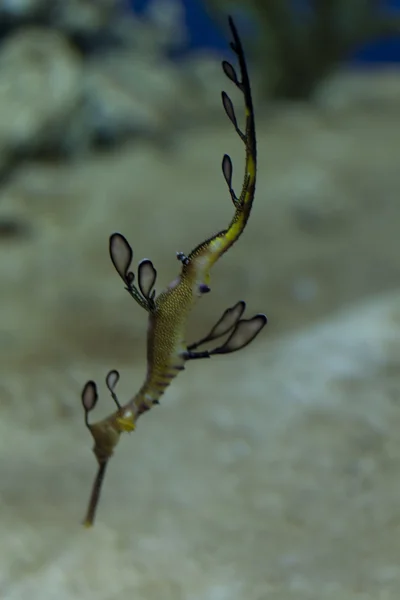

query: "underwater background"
(128, 0), (400, 61)
(0, 1), (400, 599)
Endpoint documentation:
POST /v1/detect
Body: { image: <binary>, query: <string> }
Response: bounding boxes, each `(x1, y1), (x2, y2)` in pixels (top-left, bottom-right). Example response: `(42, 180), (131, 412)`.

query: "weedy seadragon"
(81, 16), (267, 527)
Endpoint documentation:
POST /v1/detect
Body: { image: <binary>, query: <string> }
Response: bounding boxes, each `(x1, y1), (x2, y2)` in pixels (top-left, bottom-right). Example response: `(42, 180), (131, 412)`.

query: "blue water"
(128, 0), (400, 63)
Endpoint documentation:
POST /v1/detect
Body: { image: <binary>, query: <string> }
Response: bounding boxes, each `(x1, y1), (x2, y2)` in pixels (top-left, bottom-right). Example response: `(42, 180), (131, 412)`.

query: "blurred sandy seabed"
(1, 70), (400, 599)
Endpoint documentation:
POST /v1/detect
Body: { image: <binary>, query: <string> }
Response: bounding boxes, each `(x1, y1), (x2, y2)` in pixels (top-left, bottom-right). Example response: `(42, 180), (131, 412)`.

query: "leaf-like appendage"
(222, 154), (233, 189)
(208, 300), (246, 340)
(222, 60), (238, 85)
(106, 369), (119, 393)
(109, 233), (133, 283)
(221, 91), (238, 129)
(138, 259), (157, 299)
(82, 380), (98, 412)
(210, 314), (267, 355)
(105, 369), (121, 409)
(187, 300), (246, 351)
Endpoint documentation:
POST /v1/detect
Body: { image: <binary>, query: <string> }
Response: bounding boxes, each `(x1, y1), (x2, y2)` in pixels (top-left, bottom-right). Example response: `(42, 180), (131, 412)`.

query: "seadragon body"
(81, 16), (266, 527)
